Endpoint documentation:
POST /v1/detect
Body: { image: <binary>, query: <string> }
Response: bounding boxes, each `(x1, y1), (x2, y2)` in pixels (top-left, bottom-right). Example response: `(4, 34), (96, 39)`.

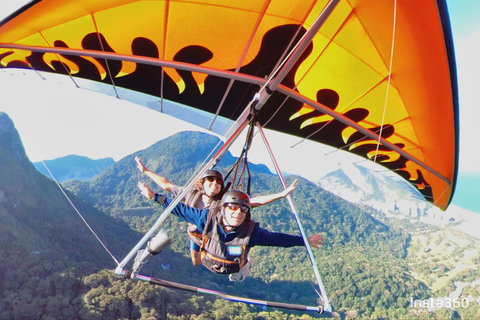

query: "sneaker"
(130, 249), (153, 279)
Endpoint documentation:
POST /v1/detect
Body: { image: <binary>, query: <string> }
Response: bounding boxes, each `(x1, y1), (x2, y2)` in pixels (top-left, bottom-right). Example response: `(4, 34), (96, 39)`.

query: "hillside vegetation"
(2, 112), (468, 319)
(62, 131), (435, 319)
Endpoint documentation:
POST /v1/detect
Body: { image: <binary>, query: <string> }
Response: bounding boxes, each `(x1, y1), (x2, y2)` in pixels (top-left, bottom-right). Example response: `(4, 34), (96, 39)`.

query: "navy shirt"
(162, 197), (305, 248)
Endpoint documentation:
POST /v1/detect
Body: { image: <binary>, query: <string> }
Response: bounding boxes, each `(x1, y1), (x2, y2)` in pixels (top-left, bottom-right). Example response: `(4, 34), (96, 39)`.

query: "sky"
(0, 0), (479, 211)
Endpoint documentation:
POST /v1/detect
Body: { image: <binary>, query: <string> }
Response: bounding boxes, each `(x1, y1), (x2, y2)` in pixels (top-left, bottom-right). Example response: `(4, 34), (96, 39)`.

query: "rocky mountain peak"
(316, 162), (435, 218)
(0, 112), (29, 164)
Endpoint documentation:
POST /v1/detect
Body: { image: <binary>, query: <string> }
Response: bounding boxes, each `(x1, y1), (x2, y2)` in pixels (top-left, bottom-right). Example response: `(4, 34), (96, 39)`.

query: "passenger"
(135, 156), (298, 266)
(134, 186), (323, 281)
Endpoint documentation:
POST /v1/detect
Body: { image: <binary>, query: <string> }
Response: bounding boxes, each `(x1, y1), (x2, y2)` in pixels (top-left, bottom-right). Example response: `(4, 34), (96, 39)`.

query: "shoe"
(130, 230), (172, 279)
(130, 249), (153, 279)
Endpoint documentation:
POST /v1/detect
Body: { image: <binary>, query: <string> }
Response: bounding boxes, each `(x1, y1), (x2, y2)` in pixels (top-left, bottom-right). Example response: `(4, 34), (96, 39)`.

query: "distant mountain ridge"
(0, 112), (138, 263)
(317, 162), (479, 216)
(316, 162), (434, 217)
(33, 155), (114, 182)
(62, 131), (274, 216)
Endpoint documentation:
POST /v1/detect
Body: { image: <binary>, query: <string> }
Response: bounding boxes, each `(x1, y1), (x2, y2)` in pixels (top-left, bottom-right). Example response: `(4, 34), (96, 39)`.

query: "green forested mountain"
(1, 111), (456, 319)
(0, 113), (175, 319)
(62, 130), (440, 319)
(0, 113), (139, 265)
(62, 131), (271, 217)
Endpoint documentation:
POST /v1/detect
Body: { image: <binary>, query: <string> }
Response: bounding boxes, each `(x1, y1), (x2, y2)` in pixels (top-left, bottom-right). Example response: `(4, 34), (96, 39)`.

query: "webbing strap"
(223, 112), (256, 195)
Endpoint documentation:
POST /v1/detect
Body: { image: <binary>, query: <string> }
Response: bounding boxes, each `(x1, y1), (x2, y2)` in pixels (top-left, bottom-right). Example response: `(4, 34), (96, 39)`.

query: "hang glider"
(0, 0), (458, 210)
(0, 0), (459, 314)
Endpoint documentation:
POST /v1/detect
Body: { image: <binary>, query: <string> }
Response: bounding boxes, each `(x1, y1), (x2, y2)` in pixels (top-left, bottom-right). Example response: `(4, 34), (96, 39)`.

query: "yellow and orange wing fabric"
(0, 0), (458, 210)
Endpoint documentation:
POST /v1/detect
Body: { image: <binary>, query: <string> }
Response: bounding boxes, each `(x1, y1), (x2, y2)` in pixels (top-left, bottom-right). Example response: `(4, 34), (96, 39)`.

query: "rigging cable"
(373, 0), (397, 163)
(336, 3), (404, 307)
(224, 112), (256, 193)
(352, 0), (397, 239)
(40, 161), (120, 265)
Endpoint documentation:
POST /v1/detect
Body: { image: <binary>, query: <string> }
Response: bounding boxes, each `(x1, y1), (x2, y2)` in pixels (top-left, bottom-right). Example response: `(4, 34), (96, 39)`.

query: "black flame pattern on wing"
(0, 24), (432, 201)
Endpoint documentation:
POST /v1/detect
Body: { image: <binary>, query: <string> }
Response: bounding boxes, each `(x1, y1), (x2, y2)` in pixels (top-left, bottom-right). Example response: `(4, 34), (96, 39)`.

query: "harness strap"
(200, 236), (209, 262)
(188, 231), (202, 240)
(222, 112), (257, 195)
(204, 251), (240, 265)
(239, 244), (247, 269)
(184, 189), (202, 207)
(199, 237), (247, 268)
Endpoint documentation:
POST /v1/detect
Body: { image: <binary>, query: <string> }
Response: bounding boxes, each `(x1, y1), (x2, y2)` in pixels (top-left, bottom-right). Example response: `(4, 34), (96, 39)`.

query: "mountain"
(2, 115), (456, 319)
(0, 112), (195, 319)
(62, 131), (273, 217)
(0, 112), (49, 253)
(0, 112), (138, 263)
(62, 130), (436, 318)
(33, 154), (115, 182)
(316, 162), (438, 218)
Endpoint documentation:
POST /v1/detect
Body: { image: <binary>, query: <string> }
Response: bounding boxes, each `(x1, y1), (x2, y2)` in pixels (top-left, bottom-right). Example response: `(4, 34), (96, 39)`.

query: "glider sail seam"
(207, 0), (271, 130)
(92, 13), (120, 99)
(38, 30), (81, 89)
(262, 0), (341, 103)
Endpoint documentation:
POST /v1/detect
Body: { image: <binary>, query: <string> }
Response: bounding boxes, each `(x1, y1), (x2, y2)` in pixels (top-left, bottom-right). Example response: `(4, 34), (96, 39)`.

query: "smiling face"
(222, 203), (248, 228)
(202, 176), (223, 197)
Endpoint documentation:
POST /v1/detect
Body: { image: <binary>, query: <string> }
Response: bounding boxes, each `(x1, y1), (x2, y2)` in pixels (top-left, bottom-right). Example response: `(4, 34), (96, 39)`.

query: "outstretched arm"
(135, 156), (175, 192)
(250, 179), (297, 208)
(138, 181), (207, 229)
(138, 182), (156, 200)
(253, 226), (324, 249)
(307, 234), (324, 248)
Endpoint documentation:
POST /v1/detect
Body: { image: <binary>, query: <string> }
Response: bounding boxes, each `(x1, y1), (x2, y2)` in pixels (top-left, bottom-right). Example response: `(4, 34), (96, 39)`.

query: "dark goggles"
(205, 176), (223, 184)
(225, 203), (249, 213)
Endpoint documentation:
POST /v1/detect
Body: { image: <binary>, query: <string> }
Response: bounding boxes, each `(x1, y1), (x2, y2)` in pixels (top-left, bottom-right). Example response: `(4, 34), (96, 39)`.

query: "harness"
(199, 207), (256, 274)
(184, 188), (203, 208)
(183, 188), (221, 246)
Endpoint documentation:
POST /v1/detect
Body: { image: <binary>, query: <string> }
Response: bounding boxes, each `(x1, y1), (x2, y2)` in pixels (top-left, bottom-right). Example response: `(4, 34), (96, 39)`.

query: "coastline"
(415, 204), (480, 239)
(434, 204), (480, 239)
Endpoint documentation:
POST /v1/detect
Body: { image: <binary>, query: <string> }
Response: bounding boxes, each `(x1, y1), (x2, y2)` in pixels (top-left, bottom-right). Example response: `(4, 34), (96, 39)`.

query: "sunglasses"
(225, 203), (249, 213)
(205, 177), (223, 184)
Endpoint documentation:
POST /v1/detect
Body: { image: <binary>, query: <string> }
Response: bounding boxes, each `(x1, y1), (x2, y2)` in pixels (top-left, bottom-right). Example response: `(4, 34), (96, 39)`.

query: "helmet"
(221, 190), (251, 209)
(202, 169), (223, 181)
(201, 169), (224, 189)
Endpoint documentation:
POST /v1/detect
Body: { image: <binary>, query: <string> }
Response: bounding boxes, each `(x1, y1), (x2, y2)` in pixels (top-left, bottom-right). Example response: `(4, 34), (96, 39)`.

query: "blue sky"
(0, 0), (479, 212)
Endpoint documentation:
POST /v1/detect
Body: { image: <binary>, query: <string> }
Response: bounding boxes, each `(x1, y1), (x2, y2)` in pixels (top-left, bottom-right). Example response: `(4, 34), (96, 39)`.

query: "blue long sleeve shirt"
(161, 197), (305, 248)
